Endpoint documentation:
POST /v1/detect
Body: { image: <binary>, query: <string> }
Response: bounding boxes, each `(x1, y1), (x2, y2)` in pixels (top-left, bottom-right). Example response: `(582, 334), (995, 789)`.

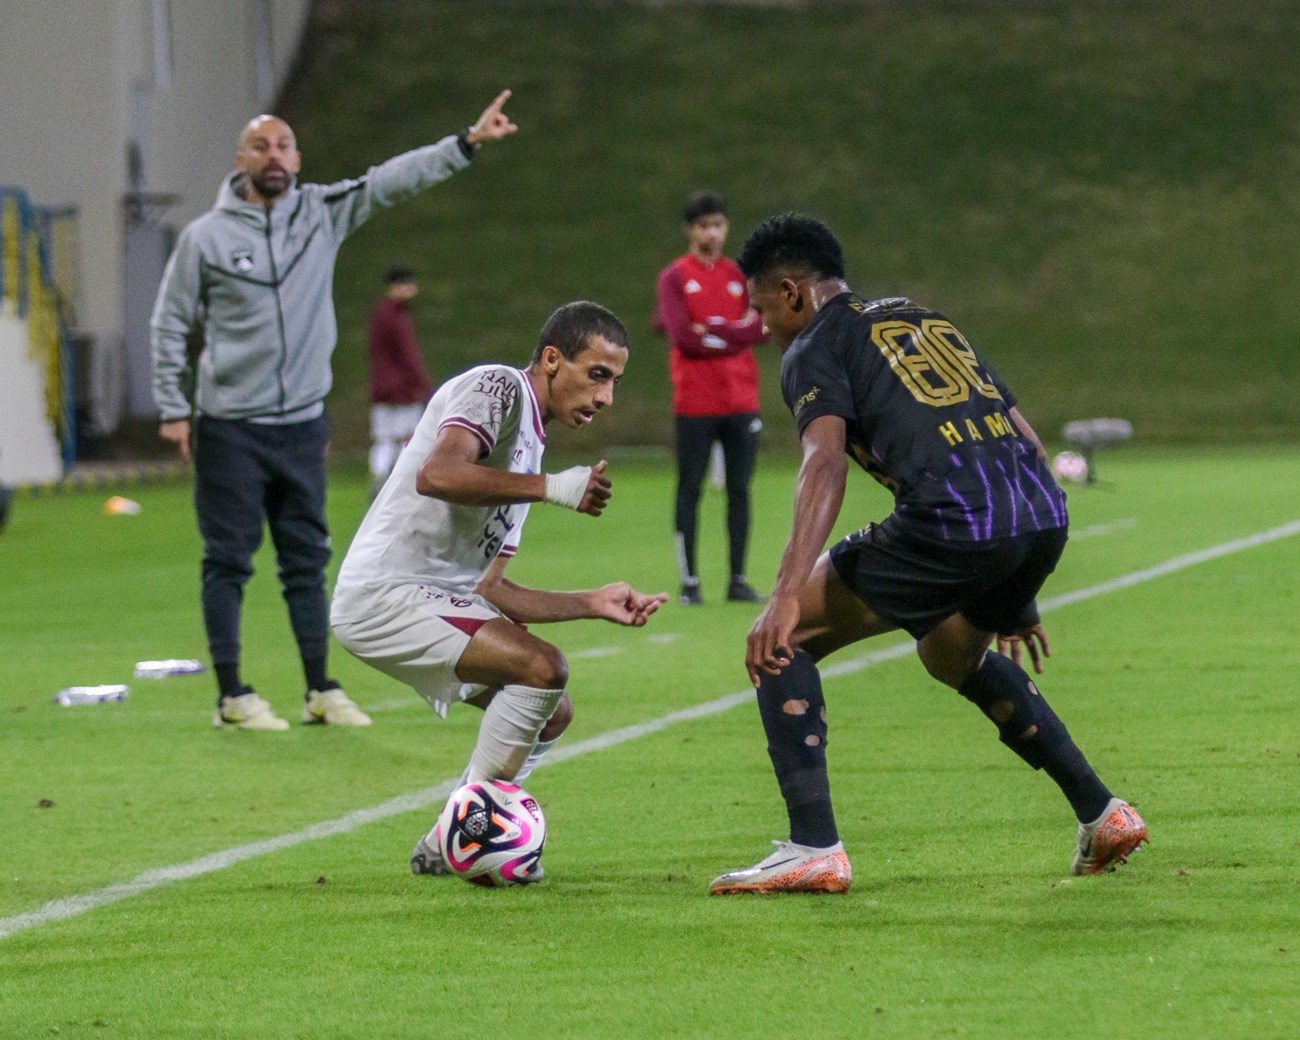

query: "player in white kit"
(332, 301), (668, 878)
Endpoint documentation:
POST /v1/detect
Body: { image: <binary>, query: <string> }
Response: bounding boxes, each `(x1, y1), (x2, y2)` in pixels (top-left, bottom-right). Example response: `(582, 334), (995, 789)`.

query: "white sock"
(465, 685), (564, 783)
(513, 736), (559, 784)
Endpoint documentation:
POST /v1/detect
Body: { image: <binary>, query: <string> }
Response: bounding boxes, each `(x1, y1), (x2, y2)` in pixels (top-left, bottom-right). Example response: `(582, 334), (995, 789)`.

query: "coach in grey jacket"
(150, 90), (518, 732)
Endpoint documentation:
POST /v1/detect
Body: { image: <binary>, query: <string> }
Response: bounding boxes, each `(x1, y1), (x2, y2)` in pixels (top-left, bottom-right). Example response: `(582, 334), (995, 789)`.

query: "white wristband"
(543, 465), (591, 510)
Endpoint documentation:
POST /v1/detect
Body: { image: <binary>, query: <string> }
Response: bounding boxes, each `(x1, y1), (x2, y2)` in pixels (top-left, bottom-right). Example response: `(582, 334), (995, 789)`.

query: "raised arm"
(463, 89), (519, 146)
(417, 425), (611, 515)
(322, 90), (519, 240)
(417, 425), (545, 504)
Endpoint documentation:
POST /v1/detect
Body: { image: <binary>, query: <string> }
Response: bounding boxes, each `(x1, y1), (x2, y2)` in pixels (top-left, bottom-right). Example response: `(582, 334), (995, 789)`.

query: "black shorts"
(828, 520), (1068, 640)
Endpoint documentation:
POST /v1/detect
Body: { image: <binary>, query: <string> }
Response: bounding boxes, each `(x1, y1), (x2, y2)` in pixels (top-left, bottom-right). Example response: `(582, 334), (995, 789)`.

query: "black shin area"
(958, 652), (1055, 767)
(756, 650), (839, 847)
(958, 651), (1112, 821)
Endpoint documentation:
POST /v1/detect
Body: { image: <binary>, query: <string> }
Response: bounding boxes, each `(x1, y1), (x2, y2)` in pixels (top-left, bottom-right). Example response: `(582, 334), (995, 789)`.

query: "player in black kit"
(710, 214), (1146, 895)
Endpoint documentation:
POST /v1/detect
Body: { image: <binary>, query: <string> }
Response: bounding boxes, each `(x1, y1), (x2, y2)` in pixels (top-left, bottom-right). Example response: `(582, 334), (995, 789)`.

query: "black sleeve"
(783, 337), (858, 438)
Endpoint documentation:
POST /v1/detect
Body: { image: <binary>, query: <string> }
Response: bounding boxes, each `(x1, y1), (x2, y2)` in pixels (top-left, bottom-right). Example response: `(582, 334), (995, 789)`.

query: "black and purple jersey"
(781, 293), (1066, 543)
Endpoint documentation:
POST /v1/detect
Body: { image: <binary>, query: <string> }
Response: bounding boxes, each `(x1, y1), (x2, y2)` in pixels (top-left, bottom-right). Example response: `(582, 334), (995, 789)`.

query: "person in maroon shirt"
(369, 267), (435, 490)
(653, 191), (768, 605)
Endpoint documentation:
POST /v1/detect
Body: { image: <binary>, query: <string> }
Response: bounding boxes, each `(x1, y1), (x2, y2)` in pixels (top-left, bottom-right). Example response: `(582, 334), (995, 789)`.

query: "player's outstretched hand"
(745, 592), (801, 686)
(997, 623), (1051, 674)
(466, 89), (519, 145)
(592, 583), (670, 627)
(578, 460), (612, 516)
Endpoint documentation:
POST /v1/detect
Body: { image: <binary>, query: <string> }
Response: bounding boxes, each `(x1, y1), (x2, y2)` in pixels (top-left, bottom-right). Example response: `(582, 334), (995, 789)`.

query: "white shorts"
(370, 402), (426, 442)
(331, 582), (506, 717)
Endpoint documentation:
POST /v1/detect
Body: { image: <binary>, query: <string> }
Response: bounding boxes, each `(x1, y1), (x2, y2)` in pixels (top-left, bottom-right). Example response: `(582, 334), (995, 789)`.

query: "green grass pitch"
(1, 448), (1296, 1039)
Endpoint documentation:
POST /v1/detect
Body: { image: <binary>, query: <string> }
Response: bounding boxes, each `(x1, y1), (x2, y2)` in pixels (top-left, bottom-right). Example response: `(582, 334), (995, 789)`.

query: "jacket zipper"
(265, 214), (288, 415)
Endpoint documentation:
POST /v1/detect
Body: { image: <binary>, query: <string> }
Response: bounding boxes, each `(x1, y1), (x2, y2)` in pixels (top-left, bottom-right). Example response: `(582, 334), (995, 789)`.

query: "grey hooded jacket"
(150, 135), (472, 424)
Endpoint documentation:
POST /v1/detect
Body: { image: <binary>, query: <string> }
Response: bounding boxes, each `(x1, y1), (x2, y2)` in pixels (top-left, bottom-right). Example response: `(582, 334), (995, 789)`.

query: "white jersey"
(334, 364), (546, 615)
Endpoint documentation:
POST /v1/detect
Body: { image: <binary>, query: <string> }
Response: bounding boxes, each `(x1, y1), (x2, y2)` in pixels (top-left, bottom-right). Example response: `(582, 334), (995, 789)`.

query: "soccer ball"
(1051, 450), (1089, 484)
(434, 779), (547, 887)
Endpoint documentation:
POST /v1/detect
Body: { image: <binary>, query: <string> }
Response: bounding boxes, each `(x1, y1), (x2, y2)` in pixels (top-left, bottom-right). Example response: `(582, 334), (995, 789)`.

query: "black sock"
(215, 662), (242, 702)
(303, 656), (328, 694)
(756, 650), (839, 847)
(958, 652), (1112, 822)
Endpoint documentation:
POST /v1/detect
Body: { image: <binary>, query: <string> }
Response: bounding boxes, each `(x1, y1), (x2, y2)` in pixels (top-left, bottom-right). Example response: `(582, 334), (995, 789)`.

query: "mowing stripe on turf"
(2, 518), (1296, 942)
(1068, 517), (1137, 540)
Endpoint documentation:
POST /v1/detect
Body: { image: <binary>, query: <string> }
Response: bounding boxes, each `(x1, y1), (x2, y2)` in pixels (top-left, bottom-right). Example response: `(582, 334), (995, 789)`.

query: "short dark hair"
(737, 213), (846, 284)
(386, 266), (415, 284)
(682, 190), (727, 224)
(532, 301), (630, 363)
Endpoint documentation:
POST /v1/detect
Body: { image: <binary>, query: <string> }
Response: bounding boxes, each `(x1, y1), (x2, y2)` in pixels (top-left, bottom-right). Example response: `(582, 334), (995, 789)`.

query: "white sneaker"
(302, 686), (372, 727)
(213, 690), (289, 731)
(1071, 798), (1148, 875)
(710, 840), (852, 895)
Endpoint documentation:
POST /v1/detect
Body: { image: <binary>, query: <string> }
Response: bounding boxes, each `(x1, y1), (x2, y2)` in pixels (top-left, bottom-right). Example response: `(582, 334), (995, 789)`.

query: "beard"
(249, 167), (290, 201)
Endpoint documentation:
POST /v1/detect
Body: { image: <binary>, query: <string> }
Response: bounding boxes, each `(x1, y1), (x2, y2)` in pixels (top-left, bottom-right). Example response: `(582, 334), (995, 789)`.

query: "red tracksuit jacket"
(653, 253), (766, 417)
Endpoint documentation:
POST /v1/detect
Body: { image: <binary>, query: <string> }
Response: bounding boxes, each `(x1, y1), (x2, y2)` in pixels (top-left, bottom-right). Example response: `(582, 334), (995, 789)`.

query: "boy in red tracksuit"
(653, 191), (768, 605)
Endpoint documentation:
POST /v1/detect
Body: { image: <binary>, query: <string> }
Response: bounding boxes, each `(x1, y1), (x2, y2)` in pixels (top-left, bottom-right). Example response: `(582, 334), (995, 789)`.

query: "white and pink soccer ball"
(434, 779), (547, 887)
(1051, 450), (1090, 484)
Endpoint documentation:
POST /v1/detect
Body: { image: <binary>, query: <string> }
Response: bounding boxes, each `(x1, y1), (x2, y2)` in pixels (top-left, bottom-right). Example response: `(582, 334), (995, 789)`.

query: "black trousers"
(673, 412), (759, 579)
(193, 416), (330, 667)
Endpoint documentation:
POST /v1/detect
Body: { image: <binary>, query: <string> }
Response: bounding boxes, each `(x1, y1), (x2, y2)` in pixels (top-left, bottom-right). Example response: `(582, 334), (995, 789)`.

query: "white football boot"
(710, 840), (852, 895)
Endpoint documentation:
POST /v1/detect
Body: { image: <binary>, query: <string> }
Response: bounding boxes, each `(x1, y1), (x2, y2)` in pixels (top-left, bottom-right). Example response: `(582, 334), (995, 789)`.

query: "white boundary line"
(3, 519), (1297, 942)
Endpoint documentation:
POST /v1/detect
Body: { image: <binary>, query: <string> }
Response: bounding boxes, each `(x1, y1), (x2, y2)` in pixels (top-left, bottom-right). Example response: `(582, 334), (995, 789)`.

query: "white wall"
(0, 316), (63, 484)
(0, 2), (124, 385)
(0, 0), (312, 433)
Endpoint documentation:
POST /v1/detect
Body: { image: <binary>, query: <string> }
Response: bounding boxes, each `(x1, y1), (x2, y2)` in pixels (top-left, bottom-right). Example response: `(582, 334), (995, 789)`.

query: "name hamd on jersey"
(938, 410), (1017, 447)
